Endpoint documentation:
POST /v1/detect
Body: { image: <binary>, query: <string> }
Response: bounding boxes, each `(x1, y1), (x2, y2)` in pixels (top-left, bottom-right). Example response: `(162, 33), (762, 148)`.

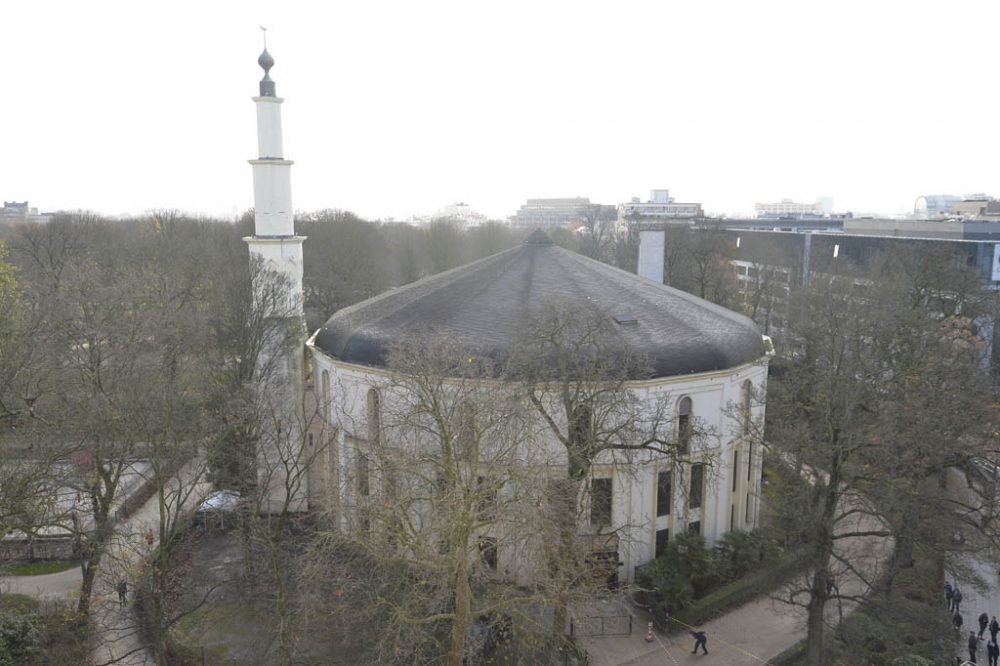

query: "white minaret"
(245, 45), (308, 512)
(246, 46), (305, 315)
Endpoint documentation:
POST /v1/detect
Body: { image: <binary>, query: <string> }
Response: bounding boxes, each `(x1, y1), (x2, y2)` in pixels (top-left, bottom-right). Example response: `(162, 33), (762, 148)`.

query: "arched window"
(741, 380), (752, 436)
(677, 397), (692, 454)
(367, 388), (381, 448)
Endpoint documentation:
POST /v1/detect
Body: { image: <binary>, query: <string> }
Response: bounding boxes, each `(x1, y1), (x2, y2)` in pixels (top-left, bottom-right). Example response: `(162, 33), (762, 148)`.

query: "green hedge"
(670, 547), (809, 630)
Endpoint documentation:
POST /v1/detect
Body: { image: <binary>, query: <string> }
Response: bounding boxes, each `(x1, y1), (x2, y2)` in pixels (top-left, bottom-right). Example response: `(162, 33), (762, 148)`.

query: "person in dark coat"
(981, 612), (990, 638)
(988, 640), (999, 666)
(970, 631), (981, 664)
(991, 616), (999, 643)
(956, 612), (965, 633)
(946, 581), (954, 608)
(690, 630), (708, 655)
(116, 579), (128, 609)
(954, 587), (964, 613)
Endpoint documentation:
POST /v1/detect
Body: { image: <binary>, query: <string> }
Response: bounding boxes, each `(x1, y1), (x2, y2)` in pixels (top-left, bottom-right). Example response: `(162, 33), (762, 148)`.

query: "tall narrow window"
(678, 397), (692, 454)
(732, 450), (740, 492)
(656, 470), (672, 517)
(457, 401), (476, 462)
(689, 463), (704, 510)
(366, 389), (381, 448)
(591, 477), (613, 527)
(572, 405), (592, 450)
(747, 442), (754, 482)
(477, 476), (497, 521)
(357, 453), (370, 498)
(742, 380), (752, 436)
(322, 370), (331, 422)
(479, 536), (498, 571)
(655, 528), (670, 557)
(745, 492), (751, 523)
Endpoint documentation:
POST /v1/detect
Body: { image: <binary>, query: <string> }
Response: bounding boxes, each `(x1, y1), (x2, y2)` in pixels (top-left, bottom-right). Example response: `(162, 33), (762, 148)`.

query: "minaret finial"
(257, 30), (276, 97)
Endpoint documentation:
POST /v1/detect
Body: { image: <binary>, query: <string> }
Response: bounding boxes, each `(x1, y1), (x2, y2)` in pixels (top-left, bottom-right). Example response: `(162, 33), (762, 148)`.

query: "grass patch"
(0, 561), (79, 576)
(0, 593), (40, 612)
(172, 602), (270, 664)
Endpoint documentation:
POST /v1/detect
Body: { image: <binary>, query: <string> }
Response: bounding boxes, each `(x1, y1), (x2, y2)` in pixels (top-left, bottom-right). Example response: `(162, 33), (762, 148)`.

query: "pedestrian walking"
(116, 579), (128, 609)
(970, 631), (981, 664)
(954, 587), (964, 614)
(990, 616), (999, 643)
(946, 581), (954, 608)
(690, 630), (708, 655)
(988, 640), (999, 666)
(980, 612), (990, 639)
(956, 611), (965, 634)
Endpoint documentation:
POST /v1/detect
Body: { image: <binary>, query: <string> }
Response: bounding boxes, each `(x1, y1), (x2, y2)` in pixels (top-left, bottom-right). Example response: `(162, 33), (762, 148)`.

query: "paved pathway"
(0, 461), (209, 666)
(90, 462), (210, 666)
(579, 493), (894, 666)
(951, 550), (997, 666)
(948, 468), (1000, 666)
(1, 565), (82, 601)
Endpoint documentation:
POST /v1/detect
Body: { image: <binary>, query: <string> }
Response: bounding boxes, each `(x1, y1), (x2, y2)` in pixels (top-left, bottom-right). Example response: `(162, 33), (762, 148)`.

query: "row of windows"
(322, 381), (755, 454)
(596, 460), (709, 528)
(338, 379), (757, 541)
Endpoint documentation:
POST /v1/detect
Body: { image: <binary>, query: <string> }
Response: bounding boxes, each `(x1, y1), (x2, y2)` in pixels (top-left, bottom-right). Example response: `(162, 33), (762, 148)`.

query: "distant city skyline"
(4, 1), (999, 222)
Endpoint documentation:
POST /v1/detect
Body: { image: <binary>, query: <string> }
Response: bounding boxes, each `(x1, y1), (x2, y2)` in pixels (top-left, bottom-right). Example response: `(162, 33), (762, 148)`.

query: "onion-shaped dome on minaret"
(314, 231), (765, 379)
(258, 48), (276, 97)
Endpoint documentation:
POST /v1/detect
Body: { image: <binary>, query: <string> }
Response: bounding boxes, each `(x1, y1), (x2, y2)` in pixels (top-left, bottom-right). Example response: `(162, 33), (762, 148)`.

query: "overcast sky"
(4, 1), (998, 221)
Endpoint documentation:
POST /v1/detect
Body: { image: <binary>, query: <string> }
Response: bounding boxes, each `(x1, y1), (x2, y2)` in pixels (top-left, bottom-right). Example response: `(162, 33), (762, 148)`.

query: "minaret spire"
(257, 40), (276, 97)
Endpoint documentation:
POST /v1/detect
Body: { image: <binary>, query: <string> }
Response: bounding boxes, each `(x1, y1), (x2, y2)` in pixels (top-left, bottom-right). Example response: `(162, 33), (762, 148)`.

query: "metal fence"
(571, 612), (633, 637)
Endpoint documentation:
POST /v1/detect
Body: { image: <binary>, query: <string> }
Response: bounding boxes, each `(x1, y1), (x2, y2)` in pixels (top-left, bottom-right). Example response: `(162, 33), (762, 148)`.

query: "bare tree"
(766, 251), (998, 664)
(508, 302), (703, 657)
(577, 204), (618, 263)
(300, 333), (552, 665)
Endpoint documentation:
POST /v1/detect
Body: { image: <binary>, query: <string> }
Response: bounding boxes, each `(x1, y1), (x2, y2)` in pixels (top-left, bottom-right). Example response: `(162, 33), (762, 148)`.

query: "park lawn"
(0, 561), (79, 576)
(0, 593), (40, 612)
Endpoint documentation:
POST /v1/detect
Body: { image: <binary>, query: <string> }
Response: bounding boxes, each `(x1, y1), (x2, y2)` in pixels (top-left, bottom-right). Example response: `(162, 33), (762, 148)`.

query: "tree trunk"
(77, 547), (103, 615)
(271, 535), (292, 666)
(804, 455), (841, 666)
(448, 557), (472, 666)
(550, 474), (584, 662)
(805, 565), (829, 666)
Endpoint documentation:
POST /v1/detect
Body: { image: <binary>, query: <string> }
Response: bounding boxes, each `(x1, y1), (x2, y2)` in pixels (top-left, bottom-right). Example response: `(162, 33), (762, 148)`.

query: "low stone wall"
(0, 462), (158, 563)
(0, 537), (76, 563)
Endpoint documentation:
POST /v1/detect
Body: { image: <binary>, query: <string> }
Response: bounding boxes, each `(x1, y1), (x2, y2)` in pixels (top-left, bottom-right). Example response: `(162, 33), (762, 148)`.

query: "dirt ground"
(166, 525), (377, 666)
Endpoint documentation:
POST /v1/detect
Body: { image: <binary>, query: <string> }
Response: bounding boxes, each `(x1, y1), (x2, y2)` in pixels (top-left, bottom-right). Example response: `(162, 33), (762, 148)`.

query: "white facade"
(306, 345), (768, 583)
(754, 199), (824, 218)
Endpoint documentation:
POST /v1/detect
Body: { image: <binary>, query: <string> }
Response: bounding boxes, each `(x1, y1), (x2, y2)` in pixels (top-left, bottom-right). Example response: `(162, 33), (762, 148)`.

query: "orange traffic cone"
(646, 621), (654, 643)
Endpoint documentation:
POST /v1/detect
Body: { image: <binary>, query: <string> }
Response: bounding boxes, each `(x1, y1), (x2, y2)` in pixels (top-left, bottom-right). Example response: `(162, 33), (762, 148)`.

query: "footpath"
(948, 469), (1000, 666)
(0, 461), (209, 666)
(579, 494), (894, 666)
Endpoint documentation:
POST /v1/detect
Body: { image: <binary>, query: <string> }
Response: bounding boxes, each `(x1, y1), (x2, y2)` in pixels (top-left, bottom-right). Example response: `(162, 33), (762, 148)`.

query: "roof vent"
(613, 314), (638, 326)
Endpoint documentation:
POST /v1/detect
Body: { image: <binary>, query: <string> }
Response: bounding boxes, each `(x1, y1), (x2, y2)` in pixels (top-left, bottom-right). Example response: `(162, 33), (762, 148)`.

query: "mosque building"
(245, 49), (771, 582)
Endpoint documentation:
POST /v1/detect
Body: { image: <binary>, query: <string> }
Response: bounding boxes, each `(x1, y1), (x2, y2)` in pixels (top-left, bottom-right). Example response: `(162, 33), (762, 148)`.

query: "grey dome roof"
(313, 235), (764, 379)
